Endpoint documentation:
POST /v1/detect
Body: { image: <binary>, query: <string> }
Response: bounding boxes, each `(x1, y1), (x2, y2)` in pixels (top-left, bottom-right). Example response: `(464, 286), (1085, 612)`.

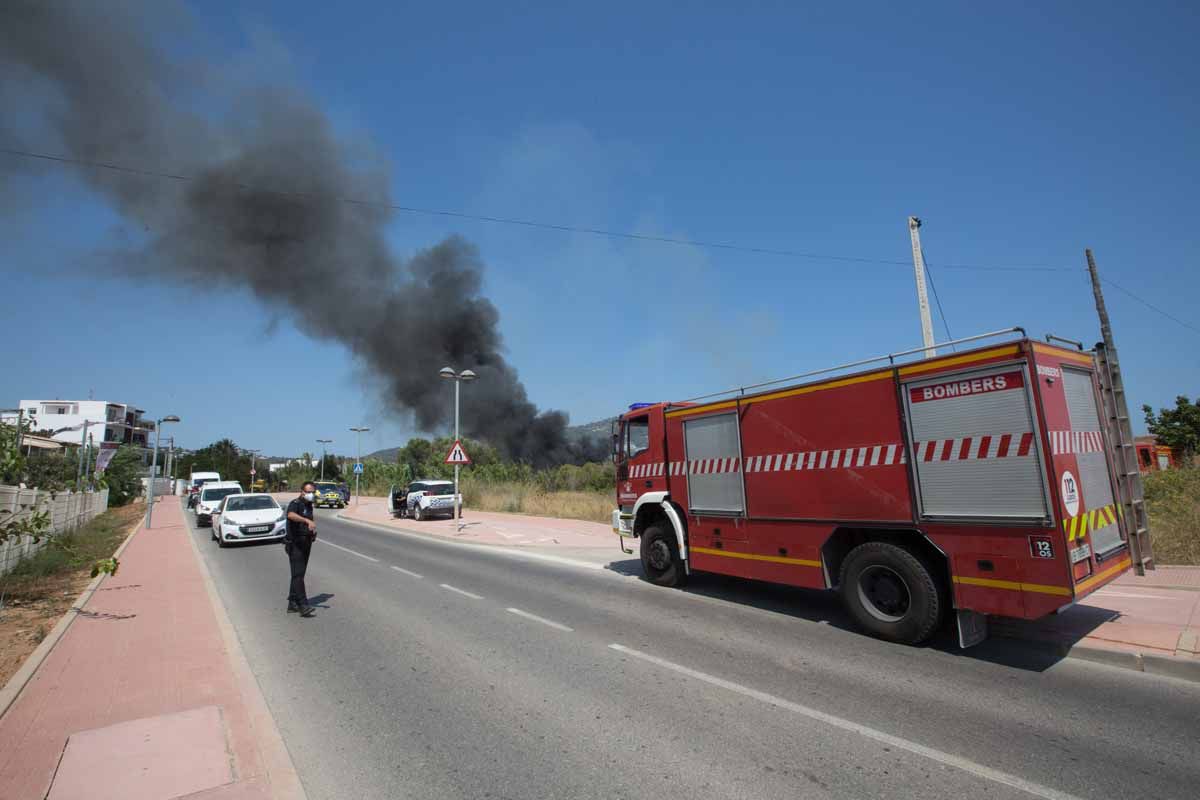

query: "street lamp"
(316, 439), (333, 481)
(439, 367), (477, 525)
(145, 415), (181, 528)
(349, 427), (370, 505)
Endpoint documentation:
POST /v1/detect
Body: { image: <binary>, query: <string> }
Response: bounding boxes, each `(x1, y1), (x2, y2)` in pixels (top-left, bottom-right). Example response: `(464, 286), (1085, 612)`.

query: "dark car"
(337, 483), (351, 504)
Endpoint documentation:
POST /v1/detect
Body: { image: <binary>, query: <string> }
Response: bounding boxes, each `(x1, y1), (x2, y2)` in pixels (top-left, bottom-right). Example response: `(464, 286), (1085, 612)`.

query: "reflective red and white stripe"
(630, 443), (910, 478)
(1049, 430), (1104, 456)
(913, 432), (1034, 462)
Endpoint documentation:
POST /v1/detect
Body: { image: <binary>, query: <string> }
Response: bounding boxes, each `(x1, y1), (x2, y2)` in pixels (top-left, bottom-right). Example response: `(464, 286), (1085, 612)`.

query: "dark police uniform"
(285, 495), (316, 610)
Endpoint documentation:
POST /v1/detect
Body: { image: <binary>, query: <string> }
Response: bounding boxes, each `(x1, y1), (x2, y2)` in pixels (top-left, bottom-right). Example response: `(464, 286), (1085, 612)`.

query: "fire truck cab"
(612, 330), (1134, 647)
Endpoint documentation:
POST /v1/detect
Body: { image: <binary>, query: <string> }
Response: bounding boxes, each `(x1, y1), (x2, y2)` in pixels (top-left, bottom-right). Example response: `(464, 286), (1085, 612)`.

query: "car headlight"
(276, 512), (286, 523)
(223, 517), (239, 527)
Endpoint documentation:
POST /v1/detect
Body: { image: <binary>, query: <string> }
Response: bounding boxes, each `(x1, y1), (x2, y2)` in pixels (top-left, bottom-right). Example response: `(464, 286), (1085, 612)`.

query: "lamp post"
(145, 415), (181, 528)
(316, 439), (333, 481)
(439, 367), (477, 525)
(349, 427), (370, 505)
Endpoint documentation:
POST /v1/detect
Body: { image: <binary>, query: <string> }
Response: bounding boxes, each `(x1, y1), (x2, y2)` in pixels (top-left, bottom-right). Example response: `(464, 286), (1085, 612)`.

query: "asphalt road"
(184, 501), (1200, 800)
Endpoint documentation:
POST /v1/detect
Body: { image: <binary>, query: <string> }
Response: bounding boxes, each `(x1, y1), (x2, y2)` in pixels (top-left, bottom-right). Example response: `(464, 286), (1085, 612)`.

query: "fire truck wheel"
(640, 524), (687, 587)
(839, 542), (942, 645)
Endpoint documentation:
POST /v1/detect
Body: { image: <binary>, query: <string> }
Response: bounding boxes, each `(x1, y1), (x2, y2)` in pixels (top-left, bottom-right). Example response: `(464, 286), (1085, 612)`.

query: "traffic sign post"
(353, 463), (364, 474)
(444, 440), (471, 465)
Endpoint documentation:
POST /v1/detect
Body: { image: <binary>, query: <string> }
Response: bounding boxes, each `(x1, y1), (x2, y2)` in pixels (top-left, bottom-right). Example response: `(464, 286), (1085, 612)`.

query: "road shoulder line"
(608, 643), (1084, 800)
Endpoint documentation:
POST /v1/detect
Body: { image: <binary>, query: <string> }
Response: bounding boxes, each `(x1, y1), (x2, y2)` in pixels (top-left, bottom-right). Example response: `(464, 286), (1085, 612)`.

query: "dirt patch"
(0, 504), (140, 688)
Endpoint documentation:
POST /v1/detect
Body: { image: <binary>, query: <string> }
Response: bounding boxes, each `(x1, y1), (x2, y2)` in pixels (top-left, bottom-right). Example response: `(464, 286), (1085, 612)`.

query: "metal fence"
(0, 486), (110, 576)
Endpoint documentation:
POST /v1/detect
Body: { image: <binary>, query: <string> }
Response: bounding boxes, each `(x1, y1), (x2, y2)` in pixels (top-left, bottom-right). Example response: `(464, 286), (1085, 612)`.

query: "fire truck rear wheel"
(640, 524), (687, 588)
(839, 542), (943, 645)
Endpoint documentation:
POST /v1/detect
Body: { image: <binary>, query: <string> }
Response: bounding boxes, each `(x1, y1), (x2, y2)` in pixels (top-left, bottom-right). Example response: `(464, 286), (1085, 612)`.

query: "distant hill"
(364, 417), (616, 464)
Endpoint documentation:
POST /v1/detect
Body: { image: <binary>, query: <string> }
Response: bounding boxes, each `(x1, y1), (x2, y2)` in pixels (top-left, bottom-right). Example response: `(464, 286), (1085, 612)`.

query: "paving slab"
(0, 499), (303, 800)
(48, 706), (232, 800)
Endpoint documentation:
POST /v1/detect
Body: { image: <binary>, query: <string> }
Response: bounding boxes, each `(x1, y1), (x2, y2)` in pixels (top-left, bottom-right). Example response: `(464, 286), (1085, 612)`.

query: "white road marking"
(608, 644), (1085, 800)
(506, 608), (573, 632)
(439, 583), (483, 600)
(336, 515), (607, 571)
(318, 540), (379, 562)
(390, 565), (423, 579)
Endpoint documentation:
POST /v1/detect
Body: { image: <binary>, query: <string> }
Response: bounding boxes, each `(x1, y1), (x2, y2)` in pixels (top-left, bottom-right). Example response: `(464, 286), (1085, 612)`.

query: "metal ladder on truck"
(1094, 342), (1154, 574)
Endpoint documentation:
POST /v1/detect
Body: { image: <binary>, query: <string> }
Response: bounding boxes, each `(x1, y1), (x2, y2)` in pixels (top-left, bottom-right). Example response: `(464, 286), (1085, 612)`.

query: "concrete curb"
(0, 513), (142, 722)
(1013, 638), (1200, 684)
(184, 505), (308, 800)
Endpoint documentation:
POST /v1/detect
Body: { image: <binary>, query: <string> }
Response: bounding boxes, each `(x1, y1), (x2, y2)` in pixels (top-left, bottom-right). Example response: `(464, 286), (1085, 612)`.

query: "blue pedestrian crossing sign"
(353, 462), (364, 474)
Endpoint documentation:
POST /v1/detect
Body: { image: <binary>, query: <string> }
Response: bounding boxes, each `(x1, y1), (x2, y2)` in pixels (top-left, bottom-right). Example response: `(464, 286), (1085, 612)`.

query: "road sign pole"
(454, 379), (460, 524)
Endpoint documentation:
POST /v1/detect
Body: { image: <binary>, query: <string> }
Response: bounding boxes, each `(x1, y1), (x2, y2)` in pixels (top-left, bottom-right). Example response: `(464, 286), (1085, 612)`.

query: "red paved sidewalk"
(995, 565), (1200, 679)
(0, 498), (304, 799)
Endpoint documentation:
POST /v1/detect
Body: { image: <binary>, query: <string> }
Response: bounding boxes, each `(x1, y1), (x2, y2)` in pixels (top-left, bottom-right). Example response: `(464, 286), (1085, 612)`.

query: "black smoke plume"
(1, 0), (607, 465)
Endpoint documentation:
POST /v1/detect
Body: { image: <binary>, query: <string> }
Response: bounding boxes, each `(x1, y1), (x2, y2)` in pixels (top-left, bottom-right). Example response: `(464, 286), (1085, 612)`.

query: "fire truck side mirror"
(611, 432), (621, 462)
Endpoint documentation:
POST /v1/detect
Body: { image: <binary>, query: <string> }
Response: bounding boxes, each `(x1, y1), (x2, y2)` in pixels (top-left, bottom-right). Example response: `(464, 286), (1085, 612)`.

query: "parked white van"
(194, 481), (244, 526)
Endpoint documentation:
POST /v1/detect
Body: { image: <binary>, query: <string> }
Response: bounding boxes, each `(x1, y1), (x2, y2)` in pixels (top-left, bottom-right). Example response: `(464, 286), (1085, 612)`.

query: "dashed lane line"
(439, 583), (484, 600)
(317, 539), (380, 563)
(506, 608), (574, 632)
(390, 565), (424, 579)
(608, 643), (1085, 800)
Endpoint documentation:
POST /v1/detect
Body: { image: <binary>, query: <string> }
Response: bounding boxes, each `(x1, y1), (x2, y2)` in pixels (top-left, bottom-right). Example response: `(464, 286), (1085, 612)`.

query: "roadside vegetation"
(196, 434), (616, 523)
(1144, 467), (1200, 565)
(0, 504), (140, 686)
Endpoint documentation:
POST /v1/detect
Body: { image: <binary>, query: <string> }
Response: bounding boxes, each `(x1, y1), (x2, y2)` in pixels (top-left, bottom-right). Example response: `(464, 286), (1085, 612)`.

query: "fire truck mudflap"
(611, 333), (1134, 647)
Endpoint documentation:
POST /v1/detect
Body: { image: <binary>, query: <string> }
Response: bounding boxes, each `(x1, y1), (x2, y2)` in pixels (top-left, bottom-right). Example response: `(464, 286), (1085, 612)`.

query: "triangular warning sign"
(444, 439), (471, 465)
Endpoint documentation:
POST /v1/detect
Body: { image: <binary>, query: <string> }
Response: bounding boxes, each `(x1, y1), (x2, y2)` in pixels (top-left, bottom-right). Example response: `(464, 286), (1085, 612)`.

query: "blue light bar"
(628, 402), (655, 410)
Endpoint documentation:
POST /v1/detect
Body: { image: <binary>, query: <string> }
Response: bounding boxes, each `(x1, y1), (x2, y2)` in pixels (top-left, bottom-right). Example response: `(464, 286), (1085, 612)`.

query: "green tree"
(175, 439), (253, 487)
(1143, 396), (1200, 462)
(98, 446), (147, 506)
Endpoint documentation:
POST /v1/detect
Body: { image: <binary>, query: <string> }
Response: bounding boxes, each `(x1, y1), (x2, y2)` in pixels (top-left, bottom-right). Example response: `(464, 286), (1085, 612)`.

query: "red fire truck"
(611, 329), (1134, 647)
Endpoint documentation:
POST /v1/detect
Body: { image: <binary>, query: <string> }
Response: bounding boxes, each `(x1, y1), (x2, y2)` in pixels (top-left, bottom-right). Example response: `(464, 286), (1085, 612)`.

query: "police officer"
(285, 481), (319, 617)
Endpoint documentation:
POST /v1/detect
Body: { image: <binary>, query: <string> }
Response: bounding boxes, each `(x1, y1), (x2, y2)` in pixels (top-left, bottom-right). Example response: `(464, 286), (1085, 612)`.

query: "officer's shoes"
(299, 605), (316, 617)
(287, 603), (302, 614)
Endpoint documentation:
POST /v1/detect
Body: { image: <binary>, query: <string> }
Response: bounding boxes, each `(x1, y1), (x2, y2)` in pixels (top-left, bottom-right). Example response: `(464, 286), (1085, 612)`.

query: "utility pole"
(350, 427), (370, 505)
(1087, 249), (1154, 573)
(908, 217), (937, 358)
(317, 438), (333, 481)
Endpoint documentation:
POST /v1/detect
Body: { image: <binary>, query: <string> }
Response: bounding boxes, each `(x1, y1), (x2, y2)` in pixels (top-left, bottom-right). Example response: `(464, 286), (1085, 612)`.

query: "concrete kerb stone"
(1141, 651), (1200, 683)
(183, 505), (308, 800)
(0, 513), (143, 722)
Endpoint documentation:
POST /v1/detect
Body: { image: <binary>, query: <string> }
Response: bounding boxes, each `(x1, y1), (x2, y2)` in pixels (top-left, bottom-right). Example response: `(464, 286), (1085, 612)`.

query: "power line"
(1101, 277), (1200, 335)
(0, 145), (1075, 272)
(920, 246), (954, 346)
(4, 146), (1195, 336)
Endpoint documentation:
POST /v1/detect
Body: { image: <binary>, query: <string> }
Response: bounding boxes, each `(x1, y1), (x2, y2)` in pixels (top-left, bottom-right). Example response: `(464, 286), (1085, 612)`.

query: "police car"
(388, 480), (460, 521)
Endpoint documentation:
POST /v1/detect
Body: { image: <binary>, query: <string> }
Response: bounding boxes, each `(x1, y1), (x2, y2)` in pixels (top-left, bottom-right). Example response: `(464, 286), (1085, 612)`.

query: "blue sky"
(3, 1), (1197, 457)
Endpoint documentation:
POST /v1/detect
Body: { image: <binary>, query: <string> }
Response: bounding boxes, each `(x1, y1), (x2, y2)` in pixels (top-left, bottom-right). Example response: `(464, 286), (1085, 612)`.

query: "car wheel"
(217, 534), (227, 548)
(839, 541), (944, 645)
(414, 505), (424, 521)
(640, 523), (687, 587)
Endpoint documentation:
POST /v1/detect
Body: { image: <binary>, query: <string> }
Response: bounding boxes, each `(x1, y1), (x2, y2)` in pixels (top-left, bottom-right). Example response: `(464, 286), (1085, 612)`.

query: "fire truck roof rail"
(680, 326), (1027, 404)
(1044, 334), (1084, 350)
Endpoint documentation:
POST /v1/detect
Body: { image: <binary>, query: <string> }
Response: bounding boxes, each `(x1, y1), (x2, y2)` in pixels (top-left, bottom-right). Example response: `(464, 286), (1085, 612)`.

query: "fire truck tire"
(640, 524), (687, 588)
(839, 542), (943, 645)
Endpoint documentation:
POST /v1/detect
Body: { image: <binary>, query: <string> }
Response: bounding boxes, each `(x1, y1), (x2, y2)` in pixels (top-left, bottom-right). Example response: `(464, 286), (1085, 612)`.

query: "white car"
(194, 481), (244, 526)
(388, 479), (460, 521)
(211, 493), (287, 547)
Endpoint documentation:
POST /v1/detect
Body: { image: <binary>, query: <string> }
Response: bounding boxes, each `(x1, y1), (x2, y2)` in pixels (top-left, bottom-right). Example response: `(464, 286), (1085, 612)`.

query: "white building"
(7, 400), (156, 449)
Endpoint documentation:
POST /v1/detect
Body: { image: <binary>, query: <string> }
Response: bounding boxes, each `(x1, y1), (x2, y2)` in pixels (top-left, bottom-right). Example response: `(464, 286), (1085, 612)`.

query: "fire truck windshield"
(626, 416), (650, 459)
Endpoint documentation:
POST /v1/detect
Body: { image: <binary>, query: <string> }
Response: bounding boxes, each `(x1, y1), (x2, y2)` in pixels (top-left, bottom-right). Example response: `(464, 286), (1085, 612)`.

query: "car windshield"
(420, 483), (455, 496)
(201, 487), (241, 502)
(315, 483), (338, 492)
(225, 497), (278, 512)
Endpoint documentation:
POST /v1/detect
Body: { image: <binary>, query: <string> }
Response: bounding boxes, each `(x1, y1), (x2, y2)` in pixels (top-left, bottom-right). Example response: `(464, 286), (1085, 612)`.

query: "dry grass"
(462, 482), (612, 523)
(1145, 468), (1200, 565)
(0, 504), (140, 686)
